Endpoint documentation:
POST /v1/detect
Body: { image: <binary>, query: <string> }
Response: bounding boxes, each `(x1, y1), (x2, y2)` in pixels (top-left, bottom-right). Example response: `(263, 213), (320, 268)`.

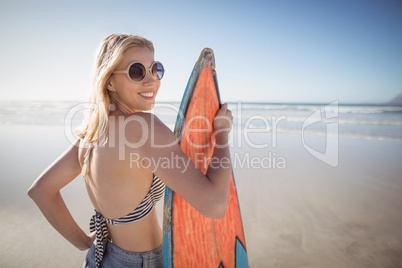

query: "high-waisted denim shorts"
(83, 240), (163, 268)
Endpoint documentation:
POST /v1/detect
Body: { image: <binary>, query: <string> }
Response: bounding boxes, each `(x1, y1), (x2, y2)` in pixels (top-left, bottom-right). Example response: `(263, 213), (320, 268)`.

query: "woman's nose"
(143, 70), (157, 85)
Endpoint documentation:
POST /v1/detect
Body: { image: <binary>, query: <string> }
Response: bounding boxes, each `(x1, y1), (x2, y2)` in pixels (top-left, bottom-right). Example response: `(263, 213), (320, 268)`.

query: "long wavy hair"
(76, 34), (154, 144)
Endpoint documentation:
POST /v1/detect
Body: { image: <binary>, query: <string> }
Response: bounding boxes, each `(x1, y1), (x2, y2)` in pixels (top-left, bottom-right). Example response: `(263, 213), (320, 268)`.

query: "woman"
(28, 33), (233, 268)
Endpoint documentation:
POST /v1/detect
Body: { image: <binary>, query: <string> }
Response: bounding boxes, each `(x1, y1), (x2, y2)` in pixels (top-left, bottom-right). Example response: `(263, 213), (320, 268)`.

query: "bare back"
(78, 116), (163, 252)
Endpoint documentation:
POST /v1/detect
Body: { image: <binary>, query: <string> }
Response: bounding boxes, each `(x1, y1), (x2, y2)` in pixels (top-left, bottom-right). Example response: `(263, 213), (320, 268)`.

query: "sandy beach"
(1, 122), (402, 267)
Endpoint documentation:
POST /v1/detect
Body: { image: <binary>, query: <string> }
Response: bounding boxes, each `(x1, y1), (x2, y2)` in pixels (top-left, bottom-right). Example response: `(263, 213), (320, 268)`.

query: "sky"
(0, 0), (401, 104)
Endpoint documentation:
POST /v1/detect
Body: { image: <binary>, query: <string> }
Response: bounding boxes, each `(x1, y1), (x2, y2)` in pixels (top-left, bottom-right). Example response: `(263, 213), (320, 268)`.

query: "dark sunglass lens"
(129, 63), (145, 81)
(152, 62), (164, 80)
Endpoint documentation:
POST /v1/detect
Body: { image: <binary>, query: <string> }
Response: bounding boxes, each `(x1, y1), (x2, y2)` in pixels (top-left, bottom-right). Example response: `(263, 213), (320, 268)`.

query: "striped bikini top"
(82, 143), (165, 267)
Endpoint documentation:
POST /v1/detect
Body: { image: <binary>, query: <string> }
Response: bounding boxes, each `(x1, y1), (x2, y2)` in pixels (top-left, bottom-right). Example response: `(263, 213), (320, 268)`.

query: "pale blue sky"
(1, 0), (401, 103)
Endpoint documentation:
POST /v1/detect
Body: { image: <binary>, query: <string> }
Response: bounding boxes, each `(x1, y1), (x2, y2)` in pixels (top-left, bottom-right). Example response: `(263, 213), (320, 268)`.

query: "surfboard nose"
(200, 48), (215, 69)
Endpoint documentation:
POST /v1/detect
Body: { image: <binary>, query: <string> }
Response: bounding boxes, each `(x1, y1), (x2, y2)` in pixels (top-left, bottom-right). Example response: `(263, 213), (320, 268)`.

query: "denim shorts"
(83, 240), (163, 268)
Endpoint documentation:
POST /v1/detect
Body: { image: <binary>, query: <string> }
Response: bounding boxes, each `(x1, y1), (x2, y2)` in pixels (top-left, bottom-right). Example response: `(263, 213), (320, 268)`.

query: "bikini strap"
(81, 143), (94, 179)
(89, 210), (108, 268)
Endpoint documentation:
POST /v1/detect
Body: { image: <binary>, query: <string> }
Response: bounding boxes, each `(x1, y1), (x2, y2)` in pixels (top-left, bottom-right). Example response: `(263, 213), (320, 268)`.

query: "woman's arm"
(27, 140), (95, 250)
(129, 104), (233, 219)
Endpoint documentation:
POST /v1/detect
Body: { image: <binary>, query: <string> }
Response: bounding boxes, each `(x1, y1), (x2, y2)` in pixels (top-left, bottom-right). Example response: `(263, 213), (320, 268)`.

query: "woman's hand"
(213, 103), (233, 146)
(28, 140), (94, 251)
(83, 231), (96, 250)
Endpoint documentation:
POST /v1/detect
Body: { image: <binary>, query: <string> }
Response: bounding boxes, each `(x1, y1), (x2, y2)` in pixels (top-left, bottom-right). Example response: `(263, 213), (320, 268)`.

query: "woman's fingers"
(214, 103), (233, 132)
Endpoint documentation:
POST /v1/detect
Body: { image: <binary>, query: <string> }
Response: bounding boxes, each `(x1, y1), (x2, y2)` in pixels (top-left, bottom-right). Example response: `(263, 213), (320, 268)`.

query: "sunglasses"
(113, 61), (164, 83)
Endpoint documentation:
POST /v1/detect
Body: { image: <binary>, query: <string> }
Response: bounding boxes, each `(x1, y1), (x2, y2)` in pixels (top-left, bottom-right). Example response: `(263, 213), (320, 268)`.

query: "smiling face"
(109, 46), (161, 113)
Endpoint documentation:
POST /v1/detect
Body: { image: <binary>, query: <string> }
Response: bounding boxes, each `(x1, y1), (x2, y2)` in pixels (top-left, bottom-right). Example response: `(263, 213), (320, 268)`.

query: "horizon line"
(0, 99), (399, 106)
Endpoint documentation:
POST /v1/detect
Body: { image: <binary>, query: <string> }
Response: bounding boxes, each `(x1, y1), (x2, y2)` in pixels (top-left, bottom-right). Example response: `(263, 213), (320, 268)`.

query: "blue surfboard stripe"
(236, 237), (249, 268)
(162, 190), (173, 266)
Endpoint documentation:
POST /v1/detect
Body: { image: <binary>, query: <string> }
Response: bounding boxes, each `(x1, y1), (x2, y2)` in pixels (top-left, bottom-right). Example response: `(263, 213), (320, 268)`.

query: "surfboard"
(163, 48), (249, 267)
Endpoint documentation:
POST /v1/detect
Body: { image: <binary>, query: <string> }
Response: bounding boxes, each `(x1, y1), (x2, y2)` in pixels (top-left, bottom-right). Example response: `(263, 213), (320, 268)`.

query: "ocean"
(0, 100), (401, 141)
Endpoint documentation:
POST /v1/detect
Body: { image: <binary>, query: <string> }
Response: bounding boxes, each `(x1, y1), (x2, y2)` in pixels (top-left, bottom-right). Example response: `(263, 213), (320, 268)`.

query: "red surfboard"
(163, 48), (249, 267)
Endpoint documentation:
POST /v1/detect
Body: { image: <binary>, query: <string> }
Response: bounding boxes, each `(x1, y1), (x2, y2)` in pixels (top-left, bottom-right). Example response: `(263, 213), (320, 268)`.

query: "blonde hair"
(76, 34), (154, 144)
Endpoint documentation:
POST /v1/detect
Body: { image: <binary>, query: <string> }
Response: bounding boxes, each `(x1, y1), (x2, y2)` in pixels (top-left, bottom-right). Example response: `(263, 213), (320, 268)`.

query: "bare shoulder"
(122, 112), (177, 148)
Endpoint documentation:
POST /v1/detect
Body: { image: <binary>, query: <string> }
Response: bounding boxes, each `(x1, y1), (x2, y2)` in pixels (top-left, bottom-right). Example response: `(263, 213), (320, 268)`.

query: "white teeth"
(139, 92), (153, 98)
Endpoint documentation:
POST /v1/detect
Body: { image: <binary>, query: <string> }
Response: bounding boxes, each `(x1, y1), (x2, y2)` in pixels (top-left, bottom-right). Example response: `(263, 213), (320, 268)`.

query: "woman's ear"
(107, 80), (115, 92)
